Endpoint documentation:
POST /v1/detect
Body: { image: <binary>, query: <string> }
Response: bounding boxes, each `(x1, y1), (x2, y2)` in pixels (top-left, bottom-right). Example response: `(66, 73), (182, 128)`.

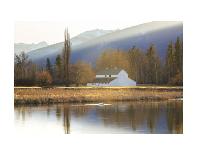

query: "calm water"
(15, 101), (183, 134)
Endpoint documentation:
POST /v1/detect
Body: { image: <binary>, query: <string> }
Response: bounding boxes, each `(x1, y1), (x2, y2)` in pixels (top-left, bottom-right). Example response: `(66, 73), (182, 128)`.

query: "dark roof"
(92, 77), (116, 83)
(96, 68), (122, 75)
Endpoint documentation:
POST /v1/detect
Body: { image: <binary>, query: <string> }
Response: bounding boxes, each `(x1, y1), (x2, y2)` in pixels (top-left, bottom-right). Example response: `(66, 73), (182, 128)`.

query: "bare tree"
(62, 28), (71, 86)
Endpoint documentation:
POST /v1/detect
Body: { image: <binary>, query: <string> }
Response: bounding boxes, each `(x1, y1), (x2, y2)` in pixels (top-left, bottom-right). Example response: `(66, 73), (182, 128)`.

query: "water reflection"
(15, 101), (183, 134)
(166, 103), (183, 133)
(63, 106), (70, 134)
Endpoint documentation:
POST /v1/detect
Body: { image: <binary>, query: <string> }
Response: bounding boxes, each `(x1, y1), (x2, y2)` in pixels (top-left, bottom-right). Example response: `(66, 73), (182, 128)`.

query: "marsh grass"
(14, 86), (183, 105)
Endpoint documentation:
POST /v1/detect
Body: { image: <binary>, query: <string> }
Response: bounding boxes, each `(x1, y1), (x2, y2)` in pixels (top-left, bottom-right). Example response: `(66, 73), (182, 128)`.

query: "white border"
(0, 0), (197, 155)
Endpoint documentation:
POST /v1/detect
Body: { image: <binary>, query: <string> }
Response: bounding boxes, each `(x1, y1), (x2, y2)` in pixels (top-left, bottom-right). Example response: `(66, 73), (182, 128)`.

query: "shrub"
(36, 71), (52, 86)
(169, 70), (183, 86)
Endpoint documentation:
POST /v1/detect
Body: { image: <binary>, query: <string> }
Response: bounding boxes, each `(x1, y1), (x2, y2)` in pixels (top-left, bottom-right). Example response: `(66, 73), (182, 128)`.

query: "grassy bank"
(14, 86), (183, 105)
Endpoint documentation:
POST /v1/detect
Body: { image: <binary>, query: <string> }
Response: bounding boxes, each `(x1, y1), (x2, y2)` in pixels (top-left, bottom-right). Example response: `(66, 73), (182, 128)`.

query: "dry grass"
(14, 86), (183, 105)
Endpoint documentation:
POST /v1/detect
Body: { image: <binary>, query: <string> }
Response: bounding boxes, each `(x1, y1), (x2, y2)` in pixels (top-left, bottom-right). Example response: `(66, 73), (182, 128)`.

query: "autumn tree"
(36, 71), (52, 86)
(69, 61), (95, 86)
(14, 52), (37, 86)
(14, 52), (28, 80)
(62, 28), (71, 86)
(128, 46), (148, 83)
(168, 70), (183, 85)
(96, 49), (131, 76)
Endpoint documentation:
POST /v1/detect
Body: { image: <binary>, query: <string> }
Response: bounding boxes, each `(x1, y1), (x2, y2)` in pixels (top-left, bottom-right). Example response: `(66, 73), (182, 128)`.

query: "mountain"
(27, 29), (114, 63)
(71, 29), (114, 46)
(27, 21), (183, 66)
(71, 21), (183, 64)
(14, 41), (48, 54)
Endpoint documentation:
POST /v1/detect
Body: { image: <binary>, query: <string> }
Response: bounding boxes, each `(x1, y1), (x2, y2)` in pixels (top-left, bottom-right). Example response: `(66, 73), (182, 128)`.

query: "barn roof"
(92, 77), (116, 83)
(96, 68), (122, 75)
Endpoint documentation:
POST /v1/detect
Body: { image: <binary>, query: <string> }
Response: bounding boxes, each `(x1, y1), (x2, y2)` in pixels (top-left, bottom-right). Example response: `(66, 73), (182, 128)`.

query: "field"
(14, 86), (183, 105)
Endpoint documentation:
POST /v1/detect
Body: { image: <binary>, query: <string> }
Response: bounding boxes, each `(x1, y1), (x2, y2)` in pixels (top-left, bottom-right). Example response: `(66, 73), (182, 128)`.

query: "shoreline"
(14, 86), (183, 105)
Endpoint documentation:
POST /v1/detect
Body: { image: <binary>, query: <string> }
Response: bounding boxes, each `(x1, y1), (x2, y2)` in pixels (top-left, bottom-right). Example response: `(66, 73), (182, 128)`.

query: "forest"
(14, 31), (183, 87)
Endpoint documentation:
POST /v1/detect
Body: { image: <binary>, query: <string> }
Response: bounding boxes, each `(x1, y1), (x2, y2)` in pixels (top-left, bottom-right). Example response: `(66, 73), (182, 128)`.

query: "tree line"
(96, 37), (183, 85)
(14, 32), (183, 86)
(14, 29), (95, 86)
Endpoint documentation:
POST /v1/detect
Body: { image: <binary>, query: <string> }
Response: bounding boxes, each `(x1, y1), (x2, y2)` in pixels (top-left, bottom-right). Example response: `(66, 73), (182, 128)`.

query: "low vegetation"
(15, 86), (183, 105)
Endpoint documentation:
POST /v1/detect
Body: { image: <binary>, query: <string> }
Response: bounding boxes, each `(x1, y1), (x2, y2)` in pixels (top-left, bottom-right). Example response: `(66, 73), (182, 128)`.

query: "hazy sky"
(15, 21), (146, 45)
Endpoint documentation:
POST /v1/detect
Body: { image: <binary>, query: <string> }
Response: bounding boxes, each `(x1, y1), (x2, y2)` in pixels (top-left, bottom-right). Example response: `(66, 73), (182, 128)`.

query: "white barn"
(87, 68), (136, 86)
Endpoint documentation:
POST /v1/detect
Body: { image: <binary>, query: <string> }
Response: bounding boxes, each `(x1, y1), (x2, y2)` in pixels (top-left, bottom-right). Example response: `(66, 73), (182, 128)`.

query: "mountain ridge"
(26, 21), (183, 66)
(14, 41), (48, 54)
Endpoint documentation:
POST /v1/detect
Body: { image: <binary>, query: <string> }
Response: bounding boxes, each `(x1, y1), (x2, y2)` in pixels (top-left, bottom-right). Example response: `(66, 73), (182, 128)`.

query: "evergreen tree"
(55, 54), (62, 81)
(146, 44), (161, 84)
(165, 37), (183, 85)
(46, 58), (52, 76)
(175, 37), (183, 73)
(165, 41), (177, 83)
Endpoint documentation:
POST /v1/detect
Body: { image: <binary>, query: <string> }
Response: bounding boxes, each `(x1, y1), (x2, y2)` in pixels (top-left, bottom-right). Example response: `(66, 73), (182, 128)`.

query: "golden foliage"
(36, 71), (52, 86)
(70, 61), (95, 85)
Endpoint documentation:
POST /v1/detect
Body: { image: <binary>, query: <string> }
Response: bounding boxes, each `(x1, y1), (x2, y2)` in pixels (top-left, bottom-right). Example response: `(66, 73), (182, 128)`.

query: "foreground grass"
(14, 86), (183, 105)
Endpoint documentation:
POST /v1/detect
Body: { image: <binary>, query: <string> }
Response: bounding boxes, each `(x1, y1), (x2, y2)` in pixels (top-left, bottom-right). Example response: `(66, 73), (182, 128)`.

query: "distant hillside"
(27, 29), (114, 64)
(14, 41), (48, 54)
(71, 29), (114, 46)
(27, 21), (183, 66)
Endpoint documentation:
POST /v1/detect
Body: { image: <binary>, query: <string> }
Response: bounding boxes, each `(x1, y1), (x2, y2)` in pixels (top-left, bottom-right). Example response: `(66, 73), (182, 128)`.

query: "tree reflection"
(63, 105), (70, 134)
(146, 103), (159, 133)
(14, 101), (183, 134)
(56, 106), (62, 120)
(71, 105), (90, 118)
(129, 104), (148, 131)
(96, 101), (182, 133)
(15, 106), (28, 122)
(47, 106), (50, 117)
(167, 102), (183, 133)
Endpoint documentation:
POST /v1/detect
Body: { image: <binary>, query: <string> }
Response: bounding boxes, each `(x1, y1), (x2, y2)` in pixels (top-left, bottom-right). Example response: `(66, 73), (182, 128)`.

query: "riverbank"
(14, 86), (183, 105)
